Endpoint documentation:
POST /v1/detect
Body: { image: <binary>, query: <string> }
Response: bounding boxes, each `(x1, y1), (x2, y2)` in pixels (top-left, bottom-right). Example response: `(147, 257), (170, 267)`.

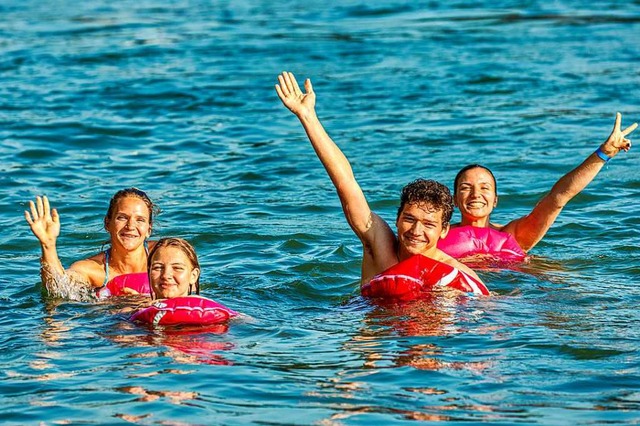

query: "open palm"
(275, 71), (316, 117)
(25, 195), (60, 247)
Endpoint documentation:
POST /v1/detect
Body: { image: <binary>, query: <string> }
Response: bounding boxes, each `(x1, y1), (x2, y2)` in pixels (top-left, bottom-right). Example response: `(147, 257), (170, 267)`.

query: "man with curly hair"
(276, 72), (482, 285)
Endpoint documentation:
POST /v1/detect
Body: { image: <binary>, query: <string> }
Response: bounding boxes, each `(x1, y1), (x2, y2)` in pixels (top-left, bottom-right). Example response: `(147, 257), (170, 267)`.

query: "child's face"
(149, 246), (199, 299)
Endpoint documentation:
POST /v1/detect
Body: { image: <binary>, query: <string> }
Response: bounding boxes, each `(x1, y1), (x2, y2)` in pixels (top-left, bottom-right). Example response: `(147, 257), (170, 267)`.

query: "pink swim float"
(130, 296), (238, 327)
(108, 273), (151, 296)
(95, 273), (151, 298)
(437, 225), (526, 261)
(361, 254), (489, 301)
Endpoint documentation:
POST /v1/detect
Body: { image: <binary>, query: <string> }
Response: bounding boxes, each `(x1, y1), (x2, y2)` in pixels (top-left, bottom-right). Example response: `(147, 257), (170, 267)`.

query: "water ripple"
(2, 0), (640, 424)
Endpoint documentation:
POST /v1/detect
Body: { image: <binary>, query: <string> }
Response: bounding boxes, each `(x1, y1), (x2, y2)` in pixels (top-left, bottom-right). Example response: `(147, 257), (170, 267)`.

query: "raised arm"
(24, 196), (94, 299)
(503, 112), (637, 251)
(25, 196), (64, 275)
(275, 72), (386, 243)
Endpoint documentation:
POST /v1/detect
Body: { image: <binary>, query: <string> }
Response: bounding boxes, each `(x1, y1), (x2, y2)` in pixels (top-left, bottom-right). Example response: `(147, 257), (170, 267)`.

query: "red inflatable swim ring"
(130, 296), (238, 327)
(361, 254), (489, 301)
(437, 225), (526, 261)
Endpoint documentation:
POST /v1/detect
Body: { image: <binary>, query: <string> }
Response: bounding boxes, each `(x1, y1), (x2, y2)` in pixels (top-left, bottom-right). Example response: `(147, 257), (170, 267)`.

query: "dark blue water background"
(1, 1), (640, 424)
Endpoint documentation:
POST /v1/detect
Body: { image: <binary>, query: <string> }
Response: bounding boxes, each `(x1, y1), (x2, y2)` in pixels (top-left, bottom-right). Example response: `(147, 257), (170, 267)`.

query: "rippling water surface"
(2, 1), (640, 424)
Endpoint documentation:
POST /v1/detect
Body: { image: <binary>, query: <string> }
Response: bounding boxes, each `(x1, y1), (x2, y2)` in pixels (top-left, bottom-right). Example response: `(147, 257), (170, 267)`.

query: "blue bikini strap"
(101, 248), (111, 287)
(101, 242), (147, 288)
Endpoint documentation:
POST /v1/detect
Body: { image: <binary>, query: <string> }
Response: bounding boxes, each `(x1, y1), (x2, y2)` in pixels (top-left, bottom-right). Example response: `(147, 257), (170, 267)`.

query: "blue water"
(2, 1), (640, 424)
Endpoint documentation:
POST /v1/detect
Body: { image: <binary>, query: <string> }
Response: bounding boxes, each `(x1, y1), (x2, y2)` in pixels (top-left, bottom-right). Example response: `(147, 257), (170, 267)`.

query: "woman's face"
(105, 196), (152, 251)
(149, 246), (200, 299)
(454, 167), (498, 221)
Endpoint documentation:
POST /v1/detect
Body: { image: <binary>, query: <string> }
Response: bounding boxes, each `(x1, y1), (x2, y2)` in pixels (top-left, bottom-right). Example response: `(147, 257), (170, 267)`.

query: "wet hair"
(103, 188), (157, 232)
(453, 164), (498, 196)
(397, 179), (454, 227)
(147, 237), (201, 299)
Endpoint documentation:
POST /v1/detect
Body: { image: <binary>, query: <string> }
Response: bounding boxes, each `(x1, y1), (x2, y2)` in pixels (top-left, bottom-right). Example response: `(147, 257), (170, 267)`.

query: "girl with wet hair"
(147, 237), (201, 300)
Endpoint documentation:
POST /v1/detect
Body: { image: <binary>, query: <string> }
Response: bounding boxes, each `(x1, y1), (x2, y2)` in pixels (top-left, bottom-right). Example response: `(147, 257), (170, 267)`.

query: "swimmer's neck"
(397, 246), (440, 262)
(458, 216), (491, 228)
(107, 245), (148, 273)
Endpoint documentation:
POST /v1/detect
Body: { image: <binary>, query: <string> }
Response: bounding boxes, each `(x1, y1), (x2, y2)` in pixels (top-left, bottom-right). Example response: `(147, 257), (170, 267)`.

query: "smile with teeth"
(467, 201), (485, 208)
(406, 236), (426, 245)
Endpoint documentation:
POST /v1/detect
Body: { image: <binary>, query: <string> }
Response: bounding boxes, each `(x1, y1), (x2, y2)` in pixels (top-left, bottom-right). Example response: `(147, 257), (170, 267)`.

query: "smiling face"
(105, 196), (152, 251)
(454, 167), (498, 224)
(149, 245), (200, 299)
(396, 202), (449, 259)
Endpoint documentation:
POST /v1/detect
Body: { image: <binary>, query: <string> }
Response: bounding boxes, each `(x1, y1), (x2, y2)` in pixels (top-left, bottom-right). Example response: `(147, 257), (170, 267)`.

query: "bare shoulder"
(490, 221), (507, 231)
(367, 212), (392, 232)
(69, 254), (106, 287)
(498, 216), (540, 251)
(360, 213), (398, 283)
(361, 213), (396, 253)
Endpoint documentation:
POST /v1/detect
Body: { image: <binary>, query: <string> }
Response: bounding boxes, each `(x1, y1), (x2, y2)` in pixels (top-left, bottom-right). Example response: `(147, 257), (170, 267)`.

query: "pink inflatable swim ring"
(361, 254), (490, 301)
(438, 225), (526, 261)
(130, 296), (238, 327)
(95, 273), (151, 298)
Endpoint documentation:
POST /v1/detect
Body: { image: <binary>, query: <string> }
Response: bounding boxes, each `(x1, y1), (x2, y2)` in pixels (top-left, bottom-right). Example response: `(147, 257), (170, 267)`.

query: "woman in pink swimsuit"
(25, 188), (157, 300)
(438, 113), (637, 261)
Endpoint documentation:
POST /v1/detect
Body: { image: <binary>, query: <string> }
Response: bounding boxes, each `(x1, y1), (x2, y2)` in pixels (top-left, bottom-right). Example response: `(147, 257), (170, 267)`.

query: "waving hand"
(275, 71), (316, 119)
(25, 195), (60, 249)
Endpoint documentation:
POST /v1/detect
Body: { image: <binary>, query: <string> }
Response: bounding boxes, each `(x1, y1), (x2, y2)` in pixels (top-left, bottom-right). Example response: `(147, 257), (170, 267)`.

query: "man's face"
(396, 202), (449, 257)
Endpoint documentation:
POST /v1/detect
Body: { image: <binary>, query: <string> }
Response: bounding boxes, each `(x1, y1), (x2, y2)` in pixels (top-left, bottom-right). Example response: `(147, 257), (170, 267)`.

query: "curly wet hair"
(397, 179), (454, 227)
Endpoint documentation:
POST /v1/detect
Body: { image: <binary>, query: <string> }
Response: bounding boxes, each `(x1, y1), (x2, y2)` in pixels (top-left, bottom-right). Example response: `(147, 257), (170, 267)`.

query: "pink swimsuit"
(438, 225), (526, 261)
(95, 249), (150, 298)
